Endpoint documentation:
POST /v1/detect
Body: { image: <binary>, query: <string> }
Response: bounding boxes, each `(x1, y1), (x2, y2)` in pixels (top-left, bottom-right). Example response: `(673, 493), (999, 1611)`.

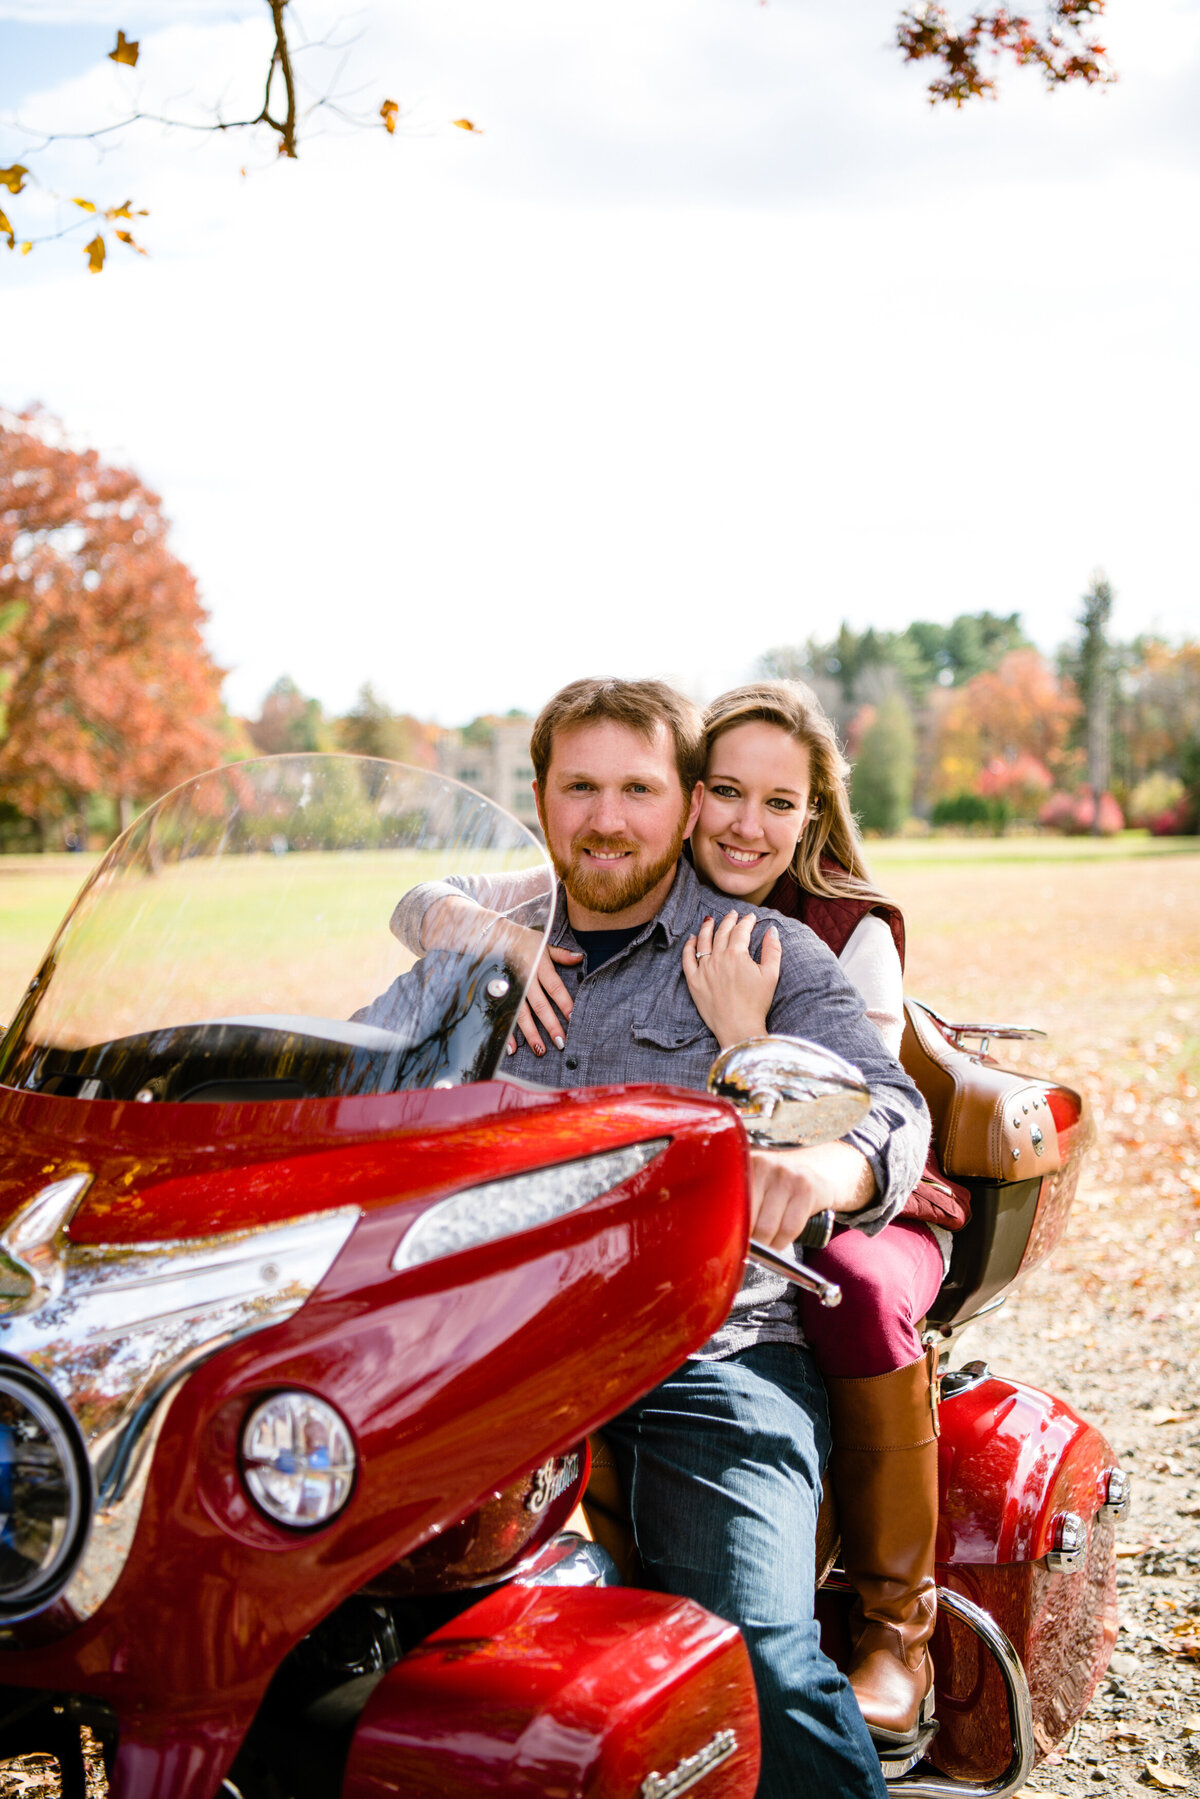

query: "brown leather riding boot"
(825, 1350), (940, 1748)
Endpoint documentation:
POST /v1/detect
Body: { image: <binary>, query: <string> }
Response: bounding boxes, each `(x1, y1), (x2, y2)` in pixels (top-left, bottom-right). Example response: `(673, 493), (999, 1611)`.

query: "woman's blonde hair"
(702, 680), (892, 905)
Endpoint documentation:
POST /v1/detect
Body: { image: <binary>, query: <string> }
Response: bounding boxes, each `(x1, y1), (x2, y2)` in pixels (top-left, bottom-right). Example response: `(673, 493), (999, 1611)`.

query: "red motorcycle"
(0, 756), (1123, 1799)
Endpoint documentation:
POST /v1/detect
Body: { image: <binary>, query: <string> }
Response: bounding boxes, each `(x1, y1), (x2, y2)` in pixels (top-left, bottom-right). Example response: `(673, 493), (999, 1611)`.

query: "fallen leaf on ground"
(1144, 1763), (1190, 1790)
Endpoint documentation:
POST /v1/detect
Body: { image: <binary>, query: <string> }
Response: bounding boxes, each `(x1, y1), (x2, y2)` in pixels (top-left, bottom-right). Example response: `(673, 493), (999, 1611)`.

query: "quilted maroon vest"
(763, 864), (906, 971)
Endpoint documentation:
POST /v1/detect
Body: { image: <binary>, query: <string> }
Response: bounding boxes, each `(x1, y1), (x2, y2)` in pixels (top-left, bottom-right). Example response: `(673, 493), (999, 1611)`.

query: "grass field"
(871, 831), (1200, 867)
(0, 848), (546, 1034)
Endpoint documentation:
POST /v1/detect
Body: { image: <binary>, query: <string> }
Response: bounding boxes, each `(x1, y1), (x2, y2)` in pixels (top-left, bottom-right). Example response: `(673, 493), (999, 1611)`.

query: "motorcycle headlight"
(392, 1139), (669, 1271)
(0, 1359), (92, 1622)
(242, 1392), (356, 1528)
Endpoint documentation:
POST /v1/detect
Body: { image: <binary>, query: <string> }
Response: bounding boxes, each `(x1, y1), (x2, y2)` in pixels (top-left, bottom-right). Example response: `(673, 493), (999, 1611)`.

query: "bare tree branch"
(261, 0), (299, 157)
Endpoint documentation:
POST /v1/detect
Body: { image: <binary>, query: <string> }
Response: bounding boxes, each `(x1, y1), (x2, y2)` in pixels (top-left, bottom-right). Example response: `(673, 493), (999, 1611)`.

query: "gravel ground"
(891, 852), (1200, 1798)
(964, 1257), (1200, 1796)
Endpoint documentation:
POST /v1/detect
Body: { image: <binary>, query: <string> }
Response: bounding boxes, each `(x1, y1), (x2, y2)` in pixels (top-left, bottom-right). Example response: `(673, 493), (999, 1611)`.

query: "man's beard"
(550, 814), (690, 916)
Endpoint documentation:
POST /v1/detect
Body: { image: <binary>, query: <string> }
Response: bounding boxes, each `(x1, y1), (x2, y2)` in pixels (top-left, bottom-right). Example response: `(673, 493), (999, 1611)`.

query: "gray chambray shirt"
(381, 858), (931, 1360)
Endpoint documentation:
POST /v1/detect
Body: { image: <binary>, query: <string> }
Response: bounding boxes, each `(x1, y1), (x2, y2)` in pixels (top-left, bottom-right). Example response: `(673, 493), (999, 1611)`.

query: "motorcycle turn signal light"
(241, 1392), (356, 1528)
(1101, 1467), (1131, 1517)
(391, 1140), (669, 1271)
(1045, 1511), (1086, 1574)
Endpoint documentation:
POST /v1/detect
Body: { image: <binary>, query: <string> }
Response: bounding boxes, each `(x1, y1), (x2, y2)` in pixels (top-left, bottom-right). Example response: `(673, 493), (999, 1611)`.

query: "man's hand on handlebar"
(749, 1141), (877, 1253)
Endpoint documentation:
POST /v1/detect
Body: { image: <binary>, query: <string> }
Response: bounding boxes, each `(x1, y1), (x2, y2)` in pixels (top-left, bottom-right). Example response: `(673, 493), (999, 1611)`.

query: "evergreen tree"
(850, 691), (916, 834)
(248, 677), (331, 755)
(1076, 573), (1115, 835)
(336, 684), (413, 763)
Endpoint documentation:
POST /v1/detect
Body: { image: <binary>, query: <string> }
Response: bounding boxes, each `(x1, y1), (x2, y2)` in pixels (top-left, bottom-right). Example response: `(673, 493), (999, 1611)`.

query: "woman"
(679, 681), (960, 1755)
(392, 679), (964, 1752)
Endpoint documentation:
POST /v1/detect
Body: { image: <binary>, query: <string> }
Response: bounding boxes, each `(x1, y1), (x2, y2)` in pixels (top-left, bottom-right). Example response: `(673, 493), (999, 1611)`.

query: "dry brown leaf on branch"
(0, 208), (13, 249)
(380, 98), (399, 133)
(0, 164), (28, 194)
(452, 118), (482, 132)
(114, 229), (147, 255)
(83, 233), (105, 273)
(72, 197), (98, 212)
(109, 30), (139, 67)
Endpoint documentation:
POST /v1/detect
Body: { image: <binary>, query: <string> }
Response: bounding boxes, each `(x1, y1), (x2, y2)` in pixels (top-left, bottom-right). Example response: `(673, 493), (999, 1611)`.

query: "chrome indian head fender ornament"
(0, 1172), (357, 1629)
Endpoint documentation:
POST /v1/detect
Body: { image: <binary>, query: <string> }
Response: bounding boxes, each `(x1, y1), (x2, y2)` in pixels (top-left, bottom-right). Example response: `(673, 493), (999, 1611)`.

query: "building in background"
(437, 715), (540, 834)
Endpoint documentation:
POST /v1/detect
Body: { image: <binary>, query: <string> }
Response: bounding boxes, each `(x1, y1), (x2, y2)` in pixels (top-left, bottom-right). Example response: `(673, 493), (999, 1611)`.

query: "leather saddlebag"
(901, 999), (1072, 1183)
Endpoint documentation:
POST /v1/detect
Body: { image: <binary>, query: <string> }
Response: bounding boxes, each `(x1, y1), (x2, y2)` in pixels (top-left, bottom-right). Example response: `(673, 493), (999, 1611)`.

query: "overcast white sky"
(2, 0), (1198, 724)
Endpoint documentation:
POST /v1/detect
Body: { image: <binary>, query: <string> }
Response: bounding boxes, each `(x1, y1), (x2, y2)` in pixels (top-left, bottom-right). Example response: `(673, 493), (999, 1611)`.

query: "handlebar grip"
(798, 1209), (835, 1252)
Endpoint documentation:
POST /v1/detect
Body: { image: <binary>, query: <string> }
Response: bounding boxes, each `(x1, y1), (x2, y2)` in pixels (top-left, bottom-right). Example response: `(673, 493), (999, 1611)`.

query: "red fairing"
(342, 1585), (761, 1799)
(0, 1078), (750, 1799)
(364, 1445), (592, 1597)
(930, 1376), (1118, 1781)
(0, 1075), (721, 1246)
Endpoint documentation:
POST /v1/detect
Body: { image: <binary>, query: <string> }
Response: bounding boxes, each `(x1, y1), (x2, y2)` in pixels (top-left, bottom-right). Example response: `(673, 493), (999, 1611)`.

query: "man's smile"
(577, 840), (638, 864)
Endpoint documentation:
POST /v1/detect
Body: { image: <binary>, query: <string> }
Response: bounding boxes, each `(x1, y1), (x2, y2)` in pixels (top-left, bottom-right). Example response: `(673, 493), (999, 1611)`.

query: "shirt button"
(565, 1055), (578, 1071)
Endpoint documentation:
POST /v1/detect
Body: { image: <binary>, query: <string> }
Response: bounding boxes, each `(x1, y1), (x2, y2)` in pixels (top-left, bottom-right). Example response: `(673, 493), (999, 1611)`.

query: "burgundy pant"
(799, 1218), (945, 1380)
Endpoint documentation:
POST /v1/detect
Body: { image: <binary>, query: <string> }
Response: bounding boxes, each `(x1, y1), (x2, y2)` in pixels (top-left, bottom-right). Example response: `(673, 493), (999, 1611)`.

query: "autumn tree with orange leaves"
(927, 647), (1081, 803)
(0, 409), (227, 845)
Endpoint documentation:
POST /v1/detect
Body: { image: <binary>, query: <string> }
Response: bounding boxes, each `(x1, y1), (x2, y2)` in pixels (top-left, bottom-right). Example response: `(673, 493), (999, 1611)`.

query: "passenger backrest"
(902, 1000), (1091, 1331)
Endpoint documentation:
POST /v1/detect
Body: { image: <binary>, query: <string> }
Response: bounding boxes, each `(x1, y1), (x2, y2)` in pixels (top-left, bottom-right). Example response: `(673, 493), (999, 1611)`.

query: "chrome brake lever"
(747, 1237), (842, 1308)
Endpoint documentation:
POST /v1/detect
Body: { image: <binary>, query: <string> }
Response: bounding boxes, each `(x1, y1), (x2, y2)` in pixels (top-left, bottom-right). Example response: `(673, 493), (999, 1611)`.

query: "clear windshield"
(0, 756), (554, 1102)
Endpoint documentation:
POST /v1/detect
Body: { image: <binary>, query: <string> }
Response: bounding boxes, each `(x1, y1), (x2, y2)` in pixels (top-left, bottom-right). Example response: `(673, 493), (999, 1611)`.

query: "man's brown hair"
(529, 678), (705, 797)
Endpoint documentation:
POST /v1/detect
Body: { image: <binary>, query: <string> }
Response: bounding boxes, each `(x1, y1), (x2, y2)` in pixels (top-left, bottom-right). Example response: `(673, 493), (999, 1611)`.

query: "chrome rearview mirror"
(707, 1036), (870, 1149)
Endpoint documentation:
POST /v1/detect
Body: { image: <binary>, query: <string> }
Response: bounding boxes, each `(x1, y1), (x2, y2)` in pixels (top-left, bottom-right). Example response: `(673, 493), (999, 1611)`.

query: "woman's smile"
(715, 843), (769, 867)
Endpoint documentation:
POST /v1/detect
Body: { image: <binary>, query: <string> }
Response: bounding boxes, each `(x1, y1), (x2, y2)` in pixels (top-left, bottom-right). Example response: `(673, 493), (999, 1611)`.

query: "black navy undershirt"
(572, 924), (645, 973)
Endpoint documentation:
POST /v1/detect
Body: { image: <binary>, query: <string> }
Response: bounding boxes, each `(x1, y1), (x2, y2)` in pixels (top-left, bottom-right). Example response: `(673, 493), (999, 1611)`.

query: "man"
(373, 677), (929, 1797)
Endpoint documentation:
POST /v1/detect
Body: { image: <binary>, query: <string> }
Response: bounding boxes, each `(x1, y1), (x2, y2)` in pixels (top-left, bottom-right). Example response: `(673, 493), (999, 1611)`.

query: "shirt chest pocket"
(630, 1005), (714, 1054)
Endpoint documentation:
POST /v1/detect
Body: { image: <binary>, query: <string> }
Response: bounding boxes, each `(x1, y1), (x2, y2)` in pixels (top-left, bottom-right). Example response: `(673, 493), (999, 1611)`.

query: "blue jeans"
(604, 1343), (887, 1799)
